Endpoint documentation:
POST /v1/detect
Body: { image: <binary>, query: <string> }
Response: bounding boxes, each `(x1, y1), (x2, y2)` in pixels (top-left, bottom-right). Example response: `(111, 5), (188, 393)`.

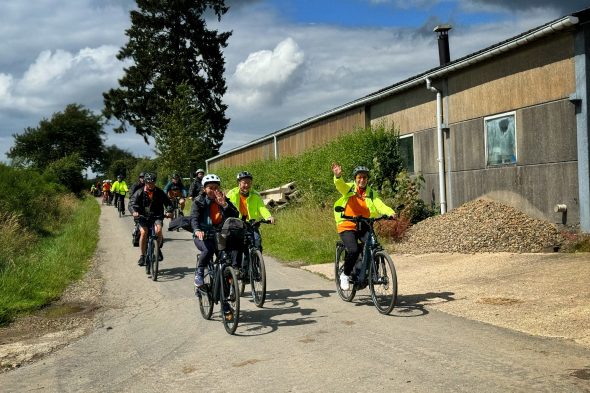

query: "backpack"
(216, 217), (246, 251)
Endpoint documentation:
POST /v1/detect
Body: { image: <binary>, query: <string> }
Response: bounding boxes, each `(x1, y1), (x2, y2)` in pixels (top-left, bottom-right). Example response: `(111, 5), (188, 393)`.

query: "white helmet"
(202, 174), (221, 187)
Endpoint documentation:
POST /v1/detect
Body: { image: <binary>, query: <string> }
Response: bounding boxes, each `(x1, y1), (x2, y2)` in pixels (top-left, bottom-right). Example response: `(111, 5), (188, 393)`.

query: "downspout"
(426, 77), (447, 214)
(273, 135), (278, 160)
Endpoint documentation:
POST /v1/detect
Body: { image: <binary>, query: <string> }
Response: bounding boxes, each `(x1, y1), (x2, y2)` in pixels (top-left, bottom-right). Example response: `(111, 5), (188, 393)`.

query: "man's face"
(146, 181), (156, 190)
(355, 173), (368, 189)
(173, 177), (179, 183)
(196, 172), (204, 180)
(139, 176), (144, 183)
(239, 178), (252, 195)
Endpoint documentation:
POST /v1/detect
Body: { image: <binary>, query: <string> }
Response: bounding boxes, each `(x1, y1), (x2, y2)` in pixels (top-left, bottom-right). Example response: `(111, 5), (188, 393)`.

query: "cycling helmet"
(172, 172), (180, 179)
(144, 172), (156, 183)
(138, 172), (145, 178)
(195, 169), (205, 176)
(202, 174), (221, 187)
(352, 166), (370, 177)
(237, 171), (253, 181)
(117, 174), (123, 179)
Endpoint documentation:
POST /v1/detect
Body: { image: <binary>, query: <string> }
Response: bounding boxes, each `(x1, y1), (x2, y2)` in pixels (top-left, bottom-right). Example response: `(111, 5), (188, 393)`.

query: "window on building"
(399, 134), (414, 173)
(485, 112), (517, 166)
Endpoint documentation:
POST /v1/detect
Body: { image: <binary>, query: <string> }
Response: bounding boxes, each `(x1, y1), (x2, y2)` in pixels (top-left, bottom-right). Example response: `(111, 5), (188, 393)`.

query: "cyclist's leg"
(339, 230), (360, 276)
(137, 218), (149, 265)
(194, 237), (215, 286)
(154, 219), (164, 260)
(254, 229), (262, 251)
(179, 197), (185, 211)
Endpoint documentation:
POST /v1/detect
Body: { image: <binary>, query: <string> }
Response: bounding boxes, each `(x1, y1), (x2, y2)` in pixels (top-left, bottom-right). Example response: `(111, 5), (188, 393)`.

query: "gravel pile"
(394, 198), (563, 254)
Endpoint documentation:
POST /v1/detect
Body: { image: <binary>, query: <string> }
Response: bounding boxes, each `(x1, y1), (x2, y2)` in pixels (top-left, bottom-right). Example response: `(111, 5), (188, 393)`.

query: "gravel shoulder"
(304, 251), (590, 349)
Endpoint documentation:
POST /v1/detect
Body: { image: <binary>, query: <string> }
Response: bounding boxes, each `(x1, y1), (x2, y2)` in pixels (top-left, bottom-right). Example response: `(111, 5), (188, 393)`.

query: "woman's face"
(355, 173), (368, 189)
(204, 183), (219, 199)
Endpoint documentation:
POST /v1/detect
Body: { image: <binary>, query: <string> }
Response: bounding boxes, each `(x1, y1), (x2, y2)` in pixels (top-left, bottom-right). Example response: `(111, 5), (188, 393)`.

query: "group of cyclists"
(100, 163), (397, 318)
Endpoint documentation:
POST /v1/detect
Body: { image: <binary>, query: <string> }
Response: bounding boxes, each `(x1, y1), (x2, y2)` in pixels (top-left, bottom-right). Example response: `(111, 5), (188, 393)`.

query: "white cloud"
(227, 38), (305, 108)
(0, 45), (125, 113)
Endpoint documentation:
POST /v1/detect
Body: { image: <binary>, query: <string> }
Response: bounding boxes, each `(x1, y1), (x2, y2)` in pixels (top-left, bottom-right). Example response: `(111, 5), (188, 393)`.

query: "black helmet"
(237, 171), (253, 181)
(138, 172), (145, 178)
(117, 174), (123, 179)
(144, 172), (156, 183)
(352, 166), (370, 177)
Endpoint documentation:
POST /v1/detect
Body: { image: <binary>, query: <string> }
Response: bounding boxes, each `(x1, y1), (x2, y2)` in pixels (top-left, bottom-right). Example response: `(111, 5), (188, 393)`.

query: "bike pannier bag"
(216, 217), (245, 251)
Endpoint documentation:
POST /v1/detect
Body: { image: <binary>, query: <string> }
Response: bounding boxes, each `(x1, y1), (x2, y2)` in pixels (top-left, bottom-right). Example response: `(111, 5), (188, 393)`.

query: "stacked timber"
(260, 182), (298, 208)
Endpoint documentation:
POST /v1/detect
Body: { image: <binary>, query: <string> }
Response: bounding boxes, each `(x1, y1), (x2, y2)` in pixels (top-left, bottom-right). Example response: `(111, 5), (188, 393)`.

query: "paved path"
(1, 204), (589, 392)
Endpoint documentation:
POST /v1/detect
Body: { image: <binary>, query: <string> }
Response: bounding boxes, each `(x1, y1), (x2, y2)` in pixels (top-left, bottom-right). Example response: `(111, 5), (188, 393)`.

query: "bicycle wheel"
(145, 243), (151, 275)
(249, 250), (266, 308)
(196, 266), (213, 320)
(335, 243), (356, 301)
(150, 238), (159, 281)
(369, 251), (397, 315)
(220, 266), (240, 335)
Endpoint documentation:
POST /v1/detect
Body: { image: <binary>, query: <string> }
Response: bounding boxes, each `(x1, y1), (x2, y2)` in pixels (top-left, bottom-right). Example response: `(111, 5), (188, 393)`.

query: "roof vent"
(434, 24), (452, 66)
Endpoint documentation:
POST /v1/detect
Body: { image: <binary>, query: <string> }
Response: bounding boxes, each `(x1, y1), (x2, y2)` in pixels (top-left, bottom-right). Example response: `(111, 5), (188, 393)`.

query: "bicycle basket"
(216, 217), (245, 251)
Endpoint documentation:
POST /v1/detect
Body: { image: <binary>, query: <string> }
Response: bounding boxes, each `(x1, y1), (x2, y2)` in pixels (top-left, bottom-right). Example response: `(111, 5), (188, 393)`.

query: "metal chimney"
(434, 24), (452, 66)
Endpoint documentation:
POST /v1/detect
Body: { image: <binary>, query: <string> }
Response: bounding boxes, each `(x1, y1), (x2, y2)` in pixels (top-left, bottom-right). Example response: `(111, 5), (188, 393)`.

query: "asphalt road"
(1, 202), (589, 392)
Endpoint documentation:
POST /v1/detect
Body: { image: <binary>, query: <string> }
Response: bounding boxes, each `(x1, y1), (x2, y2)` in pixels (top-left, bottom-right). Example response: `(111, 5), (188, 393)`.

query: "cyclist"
(191, 174), (239, 288)
(188, 169), (205, 199)
(112, 174), (129, 214)
(130, 172), (145, 196)
(227, 171), (275, 272)
(128, 172), (173, 266)
(163, 173), (187, 213)
(331, 163), (396, 291)
(102, 180), (112, 205)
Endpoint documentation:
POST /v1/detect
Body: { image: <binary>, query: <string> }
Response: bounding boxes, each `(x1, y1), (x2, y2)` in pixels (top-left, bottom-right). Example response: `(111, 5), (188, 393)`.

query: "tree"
(7, 104), (105, 171)
(97, 145), (139, 177)
(103, 0), (231, 156)
(155, 83), (212, 179)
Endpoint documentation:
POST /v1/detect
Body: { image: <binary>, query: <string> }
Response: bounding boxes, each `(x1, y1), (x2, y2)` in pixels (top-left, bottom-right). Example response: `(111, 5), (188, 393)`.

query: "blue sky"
(0, 0), (588, 165)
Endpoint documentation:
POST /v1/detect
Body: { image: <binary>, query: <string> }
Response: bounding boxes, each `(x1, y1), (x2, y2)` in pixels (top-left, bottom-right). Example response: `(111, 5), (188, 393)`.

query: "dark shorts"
(136, 216), (163, 229)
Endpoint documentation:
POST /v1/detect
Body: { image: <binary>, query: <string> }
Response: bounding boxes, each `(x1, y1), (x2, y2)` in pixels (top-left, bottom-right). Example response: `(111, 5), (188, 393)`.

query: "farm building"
(207, 8), (590, 232)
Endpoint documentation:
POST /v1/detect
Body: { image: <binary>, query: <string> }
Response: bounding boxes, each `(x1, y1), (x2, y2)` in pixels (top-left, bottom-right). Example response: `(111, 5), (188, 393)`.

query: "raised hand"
(331, 162), (342, 178)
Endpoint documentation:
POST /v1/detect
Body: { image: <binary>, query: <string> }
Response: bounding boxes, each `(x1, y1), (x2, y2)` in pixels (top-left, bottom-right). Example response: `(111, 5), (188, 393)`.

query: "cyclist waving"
(191, 174), (239, 287)
(331, 163), (396, 290)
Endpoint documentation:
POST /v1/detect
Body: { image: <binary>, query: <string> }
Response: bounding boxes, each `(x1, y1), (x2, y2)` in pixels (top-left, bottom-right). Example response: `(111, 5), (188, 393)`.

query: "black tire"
(238, 264), (246, 297)
(145, 245), (151, 275)
(369, 251), (397, 315)
(221, 266), (240, 335)
(335, 243), (356, 301)
(249, 250), (266, 308)
(196, 266), (213, 320)
(151, 238), (159, 281)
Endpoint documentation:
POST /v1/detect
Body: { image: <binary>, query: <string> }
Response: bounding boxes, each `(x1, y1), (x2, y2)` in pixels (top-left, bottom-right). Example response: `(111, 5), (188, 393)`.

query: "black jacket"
(188, 179), (203, 199)
(190, 193), (239, 233)
(130, 181), (144, 197)
(128, 186), (172, 218)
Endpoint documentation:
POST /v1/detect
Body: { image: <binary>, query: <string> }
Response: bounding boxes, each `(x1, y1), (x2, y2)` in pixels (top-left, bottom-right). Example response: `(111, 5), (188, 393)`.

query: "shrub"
(44, 154), (85, 194)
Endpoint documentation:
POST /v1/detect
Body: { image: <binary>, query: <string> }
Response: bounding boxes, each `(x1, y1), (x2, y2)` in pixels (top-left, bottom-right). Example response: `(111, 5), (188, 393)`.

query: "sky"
(0, 0), (588, 165)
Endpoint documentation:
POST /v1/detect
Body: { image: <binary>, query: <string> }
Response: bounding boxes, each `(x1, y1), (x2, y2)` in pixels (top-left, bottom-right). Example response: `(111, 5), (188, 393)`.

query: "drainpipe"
(426, 77), (447, 214)
(273, 135), (278, 160)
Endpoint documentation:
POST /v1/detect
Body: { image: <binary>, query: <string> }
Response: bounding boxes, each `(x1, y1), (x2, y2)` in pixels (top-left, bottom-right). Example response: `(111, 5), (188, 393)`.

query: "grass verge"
(261, 202), (339, 265)
(0, 196), (100, 325)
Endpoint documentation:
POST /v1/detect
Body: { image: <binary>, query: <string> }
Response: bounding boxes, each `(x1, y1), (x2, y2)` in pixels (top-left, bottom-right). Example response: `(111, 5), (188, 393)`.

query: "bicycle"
(102, 191), (110, 205)
(115, 194), (126, 217)
(334, 206), (398, 315)
(195, 232), (241, 334)
(139, 216), (161, 282)
(237, 219), (270, 308)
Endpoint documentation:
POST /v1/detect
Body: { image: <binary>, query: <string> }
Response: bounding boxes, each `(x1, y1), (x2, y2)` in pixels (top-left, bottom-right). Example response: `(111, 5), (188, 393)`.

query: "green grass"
(0, 196), (100, 325)
(261, 202), (339, 265)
